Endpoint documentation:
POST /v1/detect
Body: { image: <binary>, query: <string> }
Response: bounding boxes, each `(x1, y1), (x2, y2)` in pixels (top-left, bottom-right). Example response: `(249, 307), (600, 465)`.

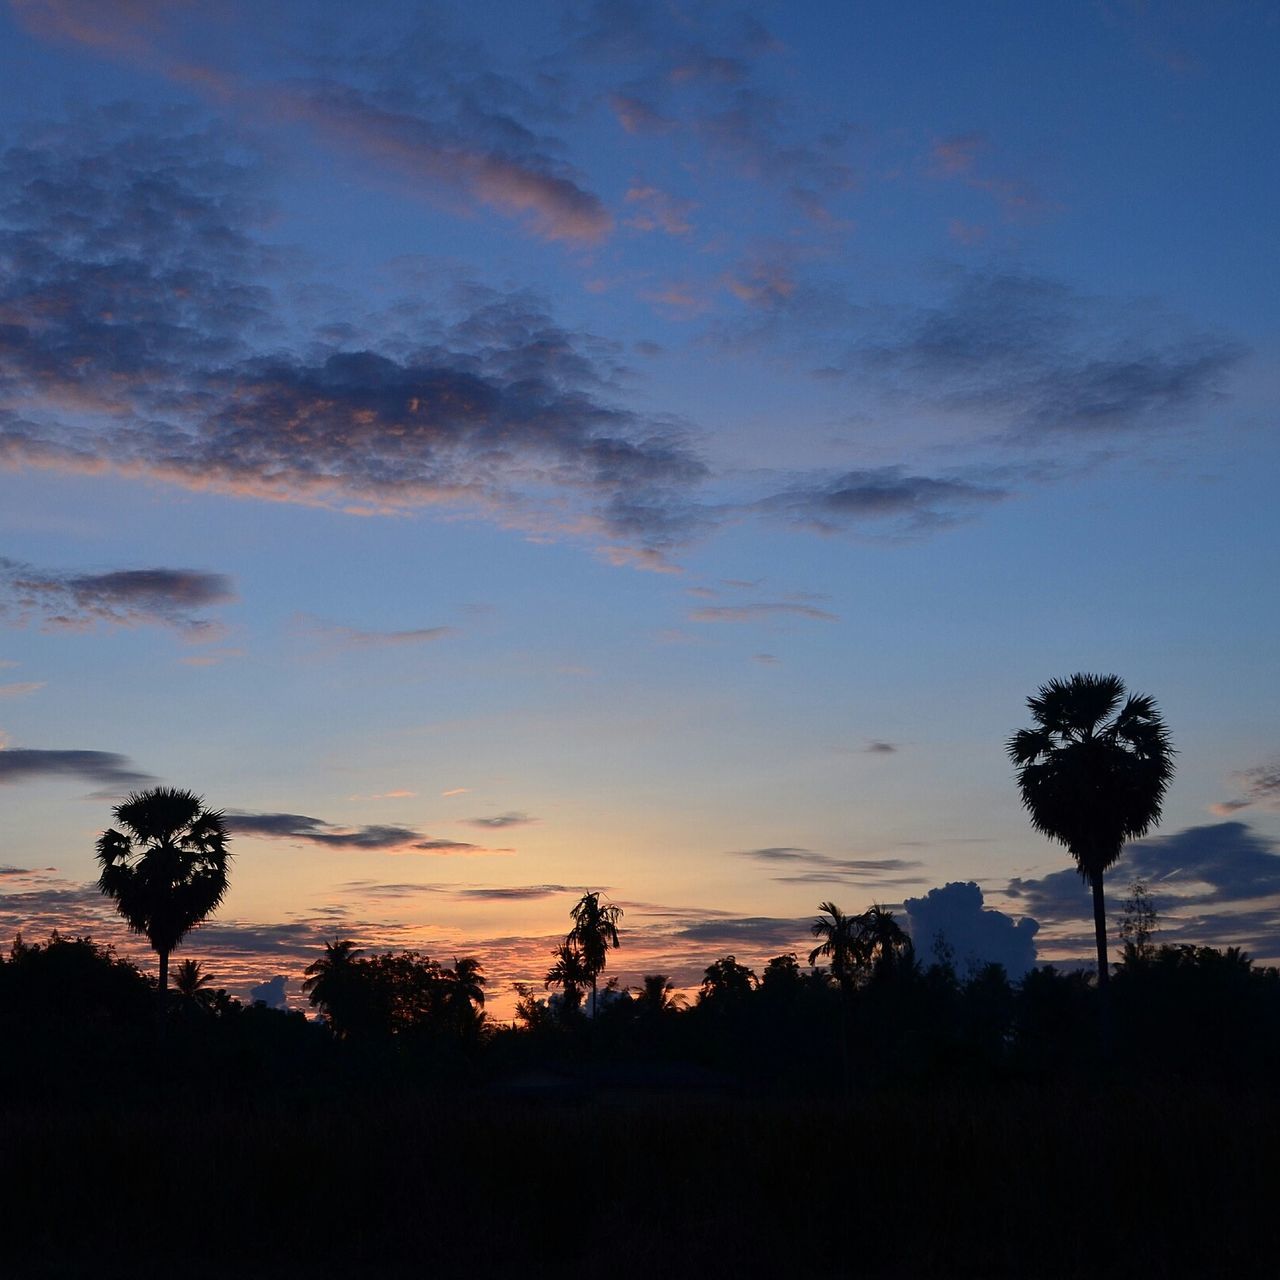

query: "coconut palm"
(1008, 673), (1174, 989)
(303, 939), (365, 1039)
(566, 890), (623, 1019)
(544, 941), (591, 1019)
(96, 787), (231, 1010)
(636, 973), (683, 1016)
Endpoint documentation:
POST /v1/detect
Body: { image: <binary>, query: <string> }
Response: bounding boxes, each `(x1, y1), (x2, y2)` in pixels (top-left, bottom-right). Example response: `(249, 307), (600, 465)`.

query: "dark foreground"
(5, 1084), (1277, 1280)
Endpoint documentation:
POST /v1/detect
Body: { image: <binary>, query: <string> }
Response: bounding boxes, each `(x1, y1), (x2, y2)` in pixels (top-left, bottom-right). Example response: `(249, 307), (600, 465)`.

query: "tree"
(1008, 673), (1174, 989)
(1119, 879), (1159, 966)
(96, 787), (231, 1011)
(565, 891), (623, 1019)
(303, 939), (365, 1039)
(635, 973), (683, 1016)
(859, 904), (913, 980)
(544, 942), (591, 1020)
(808, 902), (861, 993)
(697, 955), (756, 1004)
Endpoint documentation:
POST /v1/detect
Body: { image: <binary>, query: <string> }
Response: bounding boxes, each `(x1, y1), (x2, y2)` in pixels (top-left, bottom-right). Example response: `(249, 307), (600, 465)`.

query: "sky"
(1, 0), (1277, 1015)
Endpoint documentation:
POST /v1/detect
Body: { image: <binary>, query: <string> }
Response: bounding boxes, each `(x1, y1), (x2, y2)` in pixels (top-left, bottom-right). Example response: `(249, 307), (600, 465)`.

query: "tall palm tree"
(566, 890), (623, 1019)
(1008, 673), (1174, 989)
(96, 787), (231, 1010)
(636, 973), (683, 1016)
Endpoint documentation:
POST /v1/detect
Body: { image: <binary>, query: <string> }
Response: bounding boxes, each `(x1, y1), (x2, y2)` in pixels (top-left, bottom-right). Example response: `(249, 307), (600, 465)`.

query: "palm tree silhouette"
(544, 941), (591, 1018)
(1008, 673), (1174, 989)
(96, 787), (230, 1012)
(808, 902), (862, 992)
(860, 904), (912, 979)
(565, 891), (623, 1019)
(173, 958), (215, 1005)
(636, 973), (683, 1016)
(303, 939), (364, 1039)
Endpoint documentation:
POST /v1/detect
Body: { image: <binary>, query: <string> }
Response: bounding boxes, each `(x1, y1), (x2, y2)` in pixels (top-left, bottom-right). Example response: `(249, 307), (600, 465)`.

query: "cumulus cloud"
(247, 974), (290, 1009)
(904, 881), (1039, 978)
(225, 811), (504, 855)
(0, 746), (152, 790)
(0, 559), (235, 635)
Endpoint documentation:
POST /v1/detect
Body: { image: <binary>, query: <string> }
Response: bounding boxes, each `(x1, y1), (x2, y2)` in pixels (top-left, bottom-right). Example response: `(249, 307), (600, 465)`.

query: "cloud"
(1212, 761), (1280, 815)
(0, 559), (235, 635)
(296, 616), (455, 651)
(455, 884), (572, 901)
(854, 269), (1243, 438)
(1003, 822), (1280, 963)
(690, 602), (838, 624)
(734, 847), (926, 887)
(0, 681), (45, 698)
(904, 881), (1039, 978)
(284, 81), (613, 245)
(0, 112), (706, 563)
(756, 467), (1007, 535)
(12, 2), (611, 246)
(463, 812), (536, 829)
(674, 915), (812, 950)
(247, 974), (289, 1009)
(225, 811), (504, 855)
(624, 183), (696, 237)
(866, 741), (897, 754)
(0, 746), (152, 789)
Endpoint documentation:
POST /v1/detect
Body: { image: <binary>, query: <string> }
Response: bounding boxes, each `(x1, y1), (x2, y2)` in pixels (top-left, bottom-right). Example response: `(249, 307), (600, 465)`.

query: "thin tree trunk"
(158, 947), (170, 1028)
(1090, 871), (1112, 1061)
(1090, 871), (1109, 989)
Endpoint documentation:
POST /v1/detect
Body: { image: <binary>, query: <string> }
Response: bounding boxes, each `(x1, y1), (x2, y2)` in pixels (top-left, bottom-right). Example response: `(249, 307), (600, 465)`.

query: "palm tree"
(544, 941), (591, 1019)
(859, 904), (913, 979)
(96, 787), (231, 1011)
(173, 958), (214, 1004)
(636, 973), (683, 1016)
(1008, 673), (1174, 989)
(808, 902), (861, 992)
(303, 939), (364, 1039)
(566, 890), (623, 1019)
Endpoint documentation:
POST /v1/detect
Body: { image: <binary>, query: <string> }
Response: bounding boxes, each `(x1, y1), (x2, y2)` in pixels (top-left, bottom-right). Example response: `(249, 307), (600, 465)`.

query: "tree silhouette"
(808, 902), (862, 993)
(1008, 673), (1174, 989)
(565, 891), (623, 1019)
(544, 941), (591, 1019)
(173, 958), (214, 1005)
(636, 973), (683, 1016)
(303, 939), (365, 1039)
(95, 787), (231, 1012)
(860, 904), (913, 980)
(697, 955), (757, 1004)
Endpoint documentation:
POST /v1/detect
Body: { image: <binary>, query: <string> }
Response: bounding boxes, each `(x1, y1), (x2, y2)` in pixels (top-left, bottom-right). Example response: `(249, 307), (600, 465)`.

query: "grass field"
(5, 1083), (1277, 1279)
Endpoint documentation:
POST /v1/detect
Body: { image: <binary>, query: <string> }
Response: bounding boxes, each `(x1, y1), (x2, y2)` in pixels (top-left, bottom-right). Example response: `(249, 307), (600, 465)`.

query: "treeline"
(4, 926), (1279, 1101)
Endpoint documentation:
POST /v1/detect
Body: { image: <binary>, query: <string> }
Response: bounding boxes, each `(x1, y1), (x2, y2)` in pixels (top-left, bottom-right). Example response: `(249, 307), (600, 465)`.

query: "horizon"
(1, 0), (1277, 1016)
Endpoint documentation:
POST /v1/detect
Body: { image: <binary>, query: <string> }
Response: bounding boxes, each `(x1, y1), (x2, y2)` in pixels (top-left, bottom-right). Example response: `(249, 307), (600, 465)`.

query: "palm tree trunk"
(157, 947), (170, 1036)
(1090, 871), (1113, 1061)
(1090, 871), (1109, 989)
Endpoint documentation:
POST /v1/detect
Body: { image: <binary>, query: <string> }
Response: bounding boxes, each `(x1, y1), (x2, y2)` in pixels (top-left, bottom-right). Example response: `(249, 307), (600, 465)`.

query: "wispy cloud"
(0, 559), (235, 635)
(225, 811), (508, 855)
(733, 846), (926, 887)
(0, 681), (45, 699)
(0, 745), (152, 791)
(463, 812), (536, 830)
(690, 602), (838, 624)
(1211, 761), (1280, 815)
(295, 615), (455, 652)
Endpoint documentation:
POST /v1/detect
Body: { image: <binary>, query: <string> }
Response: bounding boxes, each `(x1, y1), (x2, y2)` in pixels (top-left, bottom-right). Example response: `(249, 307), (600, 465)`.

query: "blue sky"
(1, 0), (1277, 1010)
